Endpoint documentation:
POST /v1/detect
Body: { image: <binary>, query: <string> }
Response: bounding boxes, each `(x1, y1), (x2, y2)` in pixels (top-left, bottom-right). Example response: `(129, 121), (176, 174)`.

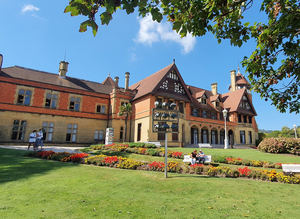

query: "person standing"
(37, 129), (44, 151)
(28, 130), (37, 150)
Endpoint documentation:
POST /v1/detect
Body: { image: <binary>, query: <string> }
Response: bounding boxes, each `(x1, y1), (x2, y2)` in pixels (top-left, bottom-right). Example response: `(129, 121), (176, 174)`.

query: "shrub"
(212, 155), (227, 163)
(146, 148), (160, 156)
(258, 137), (300, 154)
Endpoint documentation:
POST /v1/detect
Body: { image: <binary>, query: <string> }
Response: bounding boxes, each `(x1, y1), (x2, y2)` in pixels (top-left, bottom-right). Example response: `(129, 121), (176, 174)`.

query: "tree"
(118, 102), (132, 142)
(64, 0), (300, 113)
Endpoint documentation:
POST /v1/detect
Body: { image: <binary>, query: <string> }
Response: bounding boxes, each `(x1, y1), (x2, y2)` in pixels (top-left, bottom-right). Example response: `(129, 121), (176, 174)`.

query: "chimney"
(114, 76), (119, 88)
(59, 61), (69, 78)
(125, 72), (130, 90)
(230, 70), (236, 91)
(0, 54), (3, 71)
(211, 83), (218, 95)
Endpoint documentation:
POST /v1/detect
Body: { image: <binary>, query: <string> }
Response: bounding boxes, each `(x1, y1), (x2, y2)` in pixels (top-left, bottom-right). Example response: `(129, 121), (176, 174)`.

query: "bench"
(198, 143), (212, 148)
(183, 155), (212, 164)
(282, 164), (300, 175)
(146, 142), (161, 147)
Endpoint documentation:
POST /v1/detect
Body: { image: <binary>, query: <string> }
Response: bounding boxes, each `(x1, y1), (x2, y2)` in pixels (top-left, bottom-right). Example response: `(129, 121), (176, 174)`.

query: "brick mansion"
(0, 54), (258, 146)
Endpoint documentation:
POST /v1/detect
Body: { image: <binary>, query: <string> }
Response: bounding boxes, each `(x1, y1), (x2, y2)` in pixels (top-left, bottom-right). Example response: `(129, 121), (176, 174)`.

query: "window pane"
(73, 124), (77, 128)
(94, 131), (99, 140)
(18, 89), (25, 95)
(42, 122), (48, 127)
(49, 122), (54, 127)
(96, 105), (101, 113)
(66, 133), (71, 141)
(48, 133), (53, 141)
(74, 103), (80, 111)
(72, 134), (76, 142)
(99, 131), (104, 140)
(25, 90), (32, 96)
(24, 95), (31, 105)
(51, 99), (57, 108)
(49, 127), (53, 132)
(67, 124), (72, 129)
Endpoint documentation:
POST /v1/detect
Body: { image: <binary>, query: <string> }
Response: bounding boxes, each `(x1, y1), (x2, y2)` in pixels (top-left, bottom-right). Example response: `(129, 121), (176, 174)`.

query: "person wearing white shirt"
(36, 129), (44, 150)
(27, 130), (37, 150)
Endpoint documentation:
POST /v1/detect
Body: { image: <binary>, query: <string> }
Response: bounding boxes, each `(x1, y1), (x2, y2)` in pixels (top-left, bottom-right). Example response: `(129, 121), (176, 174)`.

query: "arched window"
(220, 130), (225, 145)
(211, 130), (218, 144)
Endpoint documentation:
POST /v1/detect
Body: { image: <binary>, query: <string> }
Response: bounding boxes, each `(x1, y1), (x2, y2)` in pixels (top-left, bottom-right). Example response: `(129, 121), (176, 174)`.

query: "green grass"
(1, 148), (300, 219)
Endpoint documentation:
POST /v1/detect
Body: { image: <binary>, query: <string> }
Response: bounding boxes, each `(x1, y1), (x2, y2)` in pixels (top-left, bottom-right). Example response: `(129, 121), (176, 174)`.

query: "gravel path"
(0, 145), (84, 153)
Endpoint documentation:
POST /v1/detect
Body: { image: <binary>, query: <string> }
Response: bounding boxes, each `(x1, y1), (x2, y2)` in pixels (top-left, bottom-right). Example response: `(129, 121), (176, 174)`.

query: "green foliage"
(65, 0), (300, 113)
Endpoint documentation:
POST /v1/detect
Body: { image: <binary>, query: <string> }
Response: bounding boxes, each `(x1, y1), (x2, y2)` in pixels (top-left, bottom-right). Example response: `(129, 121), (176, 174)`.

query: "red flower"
(148, 161), (165, 170)
(104, 156), (119, 164)
(171, 152), (183, 158)
(238, 167), (252, 176)
(190, 164), (204, 168)
(69, 153), (89, 162)
(37, 150), (55, 159)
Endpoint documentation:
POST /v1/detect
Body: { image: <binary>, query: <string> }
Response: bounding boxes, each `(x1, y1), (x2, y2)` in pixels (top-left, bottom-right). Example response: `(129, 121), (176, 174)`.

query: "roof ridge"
(130, 63), (174, 89)
(9, 65), (112, 87)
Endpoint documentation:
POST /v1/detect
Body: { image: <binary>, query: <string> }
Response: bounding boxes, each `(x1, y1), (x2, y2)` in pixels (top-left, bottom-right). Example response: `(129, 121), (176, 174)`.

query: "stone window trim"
(42, 121), (54, 142)
(94, 130), (104, 141)
(96, 104), (107, 114)
(66, 123), (78, 142)
(44, 90), (60, 109)
(68, 95), (82, 112)
(15, 86), (34, 106)
(11, 119), (27, 141)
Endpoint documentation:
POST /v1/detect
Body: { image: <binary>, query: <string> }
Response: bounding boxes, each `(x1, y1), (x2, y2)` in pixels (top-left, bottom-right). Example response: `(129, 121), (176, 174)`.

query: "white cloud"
(22, 4), (40, 14)
(136, 15), (196, 54)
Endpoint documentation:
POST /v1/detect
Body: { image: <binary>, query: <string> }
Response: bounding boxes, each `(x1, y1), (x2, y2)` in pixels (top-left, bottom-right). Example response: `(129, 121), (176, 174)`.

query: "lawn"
(1, 148), (300, 219)
(171, 148), (300, 164)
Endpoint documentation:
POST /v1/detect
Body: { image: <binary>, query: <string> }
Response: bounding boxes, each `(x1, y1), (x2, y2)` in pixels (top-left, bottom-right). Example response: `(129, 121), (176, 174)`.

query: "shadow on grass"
(0, 148), (76, 184)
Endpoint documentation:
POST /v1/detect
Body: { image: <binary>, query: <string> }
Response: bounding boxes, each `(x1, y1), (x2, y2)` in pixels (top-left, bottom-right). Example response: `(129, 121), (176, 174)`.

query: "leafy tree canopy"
(65, 0), (300, 113)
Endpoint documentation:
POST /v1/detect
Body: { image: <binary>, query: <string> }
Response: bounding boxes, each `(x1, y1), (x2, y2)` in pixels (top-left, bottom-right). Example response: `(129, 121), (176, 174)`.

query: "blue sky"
(0, 0), (298, 130)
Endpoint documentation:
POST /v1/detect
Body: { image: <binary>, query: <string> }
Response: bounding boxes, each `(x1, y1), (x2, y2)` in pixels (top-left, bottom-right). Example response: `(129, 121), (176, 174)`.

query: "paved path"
(0, 145), (83, 153)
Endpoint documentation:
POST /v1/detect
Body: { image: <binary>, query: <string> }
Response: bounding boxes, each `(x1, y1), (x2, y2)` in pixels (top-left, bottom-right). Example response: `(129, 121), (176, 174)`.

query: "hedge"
(258, 138), (300, 155)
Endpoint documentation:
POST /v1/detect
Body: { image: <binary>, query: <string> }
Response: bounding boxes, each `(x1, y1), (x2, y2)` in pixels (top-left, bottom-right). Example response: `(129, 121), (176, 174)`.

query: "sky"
(0, 0), (299, 130)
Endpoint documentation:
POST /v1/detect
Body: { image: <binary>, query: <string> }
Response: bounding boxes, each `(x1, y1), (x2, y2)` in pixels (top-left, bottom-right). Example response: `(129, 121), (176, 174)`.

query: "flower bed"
(89, 143), (184, 159)
(28, 151), (89, 163)
(28, 151), (300, 184)
(213, 155), (283, 169)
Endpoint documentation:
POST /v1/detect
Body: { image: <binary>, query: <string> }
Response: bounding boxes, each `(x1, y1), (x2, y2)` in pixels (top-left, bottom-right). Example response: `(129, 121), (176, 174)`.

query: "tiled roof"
(236, 73), (249, 85)
(0, 66), (114, 94)
(222, 88), (256, 115)
(130, 63), (174, 100)
(102, 76), (116, 87)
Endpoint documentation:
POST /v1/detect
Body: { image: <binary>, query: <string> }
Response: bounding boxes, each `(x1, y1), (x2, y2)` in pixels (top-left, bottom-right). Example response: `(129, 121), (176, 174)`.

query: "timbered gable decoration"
(154, 64), (193, 101)
(238, 93), (254, 113)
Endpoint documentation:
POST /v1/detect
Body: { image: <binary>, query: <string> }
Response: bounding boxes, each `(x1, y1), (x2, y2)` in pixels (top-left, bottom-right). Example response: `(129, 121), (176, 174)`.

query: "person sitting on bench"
(190, 150), (197, 165)
(196, 150), (205, 164)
